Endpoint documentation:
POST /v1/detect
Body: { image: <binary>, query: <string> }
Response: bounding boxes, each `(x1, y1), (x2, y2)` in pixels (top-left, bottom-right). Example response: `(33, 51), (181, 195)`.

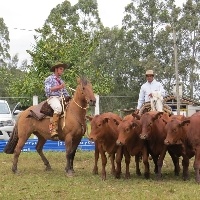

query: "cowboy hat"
(145, 70), (154, 75)
(50, 62), (68, 72)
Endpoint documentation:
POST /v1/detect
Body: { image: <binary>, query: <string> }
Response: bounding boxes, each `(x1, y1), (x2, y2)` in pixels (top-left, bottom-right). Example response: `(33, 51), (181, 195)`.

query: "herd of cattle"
(86, 110), (200, 183)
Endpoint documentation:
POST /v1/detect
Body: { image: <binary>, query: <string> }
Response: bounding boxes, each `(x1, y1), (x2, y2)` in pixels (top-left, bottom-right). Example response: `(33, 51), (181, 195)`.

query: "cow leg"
(123, 147), (131, 179)
(115, 147), (123, 179)
(93, 142), (99, 175)
(142, 148), (150, 179)
(193, 147), (200, 183)
(99, 149), (107, 181)
(168, 149), (180, 176)
(135, 153), (142, 176)
(182, 155), (190, 181)
(110, 153), (116, 176)
(151, 154), (158, 174)
(157, 147), (168, 180)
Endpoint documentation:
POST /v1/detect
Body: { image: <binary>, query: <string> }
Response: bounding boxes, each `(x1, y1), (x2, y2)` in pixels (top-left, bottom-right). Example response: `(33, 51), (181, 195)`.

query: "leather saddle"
(28, 96), (71, 120)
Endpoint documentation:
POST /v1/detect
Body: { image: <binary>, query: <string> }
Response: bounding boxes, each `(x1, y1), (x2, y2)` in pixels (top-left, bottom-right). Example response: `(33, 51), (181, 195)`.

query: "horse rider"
(136, 69), (165, 114)
(44, 62), (70, 140)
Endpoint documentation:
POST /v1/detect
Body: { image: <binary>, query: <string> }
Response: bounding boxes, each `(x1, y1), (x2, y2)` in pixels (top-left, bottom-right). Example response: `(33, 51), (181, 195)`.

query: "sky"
(0, 0), (186, 64)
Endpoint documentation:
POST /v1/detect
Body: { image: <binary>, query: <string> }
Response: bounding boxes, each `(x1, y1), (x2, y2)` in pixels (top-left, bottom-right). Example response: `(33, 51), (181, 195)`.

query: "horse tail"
(4, 122), (19, 154)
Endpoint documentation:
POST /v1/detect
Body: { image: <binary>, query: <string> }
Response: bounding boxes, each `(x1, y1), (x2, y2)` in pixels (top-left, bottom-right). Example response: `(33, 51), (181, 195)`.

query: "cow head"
(116, 117), (141, 146)
(139, 111), (164, 140)
(88, 115), (109, 142)
(164, 118), (190, 145)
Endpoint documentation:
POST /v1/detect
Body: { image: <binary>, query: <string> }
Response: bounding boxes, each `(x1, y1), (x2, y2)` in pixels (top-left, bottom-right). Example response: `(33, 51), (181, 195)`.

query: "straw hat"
(145, 70), (154, 75)
(50, 62), (68, 72)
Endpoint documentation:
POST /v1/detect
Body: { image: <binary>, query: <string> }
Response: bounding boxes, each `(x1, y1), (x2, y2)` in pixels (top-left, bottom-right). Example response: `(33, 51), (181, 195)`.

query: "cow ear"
(179, 119), (190, 127)
(86, 115), (93, 121)
(131, 122), (138, 128)
(162, 118), (168, 125)
(113, 118), (120, 126)
(153, 112), (163, 121)
(103, 117), (109, 124)
(132, 113), (140, 120)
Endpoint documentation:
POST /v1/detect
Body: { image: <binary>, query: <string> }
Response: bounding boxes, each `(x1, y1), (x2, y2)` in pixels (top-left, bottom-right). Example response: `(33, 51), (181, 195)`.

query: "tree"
(0, 18), (10, 65)
(177, 0), (200, 98)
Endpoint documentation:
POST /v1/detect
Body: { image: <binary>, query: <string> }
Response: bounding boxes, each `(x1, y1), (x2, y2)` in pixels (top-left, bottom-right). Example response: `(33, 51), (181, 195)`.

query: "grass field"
(1, 150), (200, 200)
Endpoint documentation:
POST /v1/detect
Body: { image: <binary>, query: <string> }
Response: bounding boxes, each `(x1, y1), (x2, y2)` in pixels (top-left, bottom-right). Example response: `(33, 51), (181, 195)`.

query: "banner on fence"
(0, 138), (95, 152)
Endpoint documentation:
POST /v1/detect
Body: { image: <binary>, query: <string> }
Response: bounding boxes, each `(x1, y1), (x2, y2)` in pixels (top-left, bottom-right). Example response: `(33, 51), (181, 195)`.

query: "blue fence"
(0, 138), (95, 152)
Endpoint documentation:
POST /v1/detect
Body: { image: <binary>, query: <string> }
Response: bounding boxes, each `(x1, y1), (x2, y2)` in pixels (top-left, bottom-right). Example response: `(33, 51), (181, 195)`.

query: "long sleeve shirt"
(137, 79), (165, 109)
(44, 74), (69, 97)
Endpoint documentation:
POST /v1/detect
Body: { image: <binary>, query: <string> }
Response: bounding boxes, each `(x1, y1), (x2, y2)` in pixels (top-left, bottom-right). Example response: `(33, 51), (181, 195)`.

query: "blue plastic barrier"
(0, 138), (95, 152)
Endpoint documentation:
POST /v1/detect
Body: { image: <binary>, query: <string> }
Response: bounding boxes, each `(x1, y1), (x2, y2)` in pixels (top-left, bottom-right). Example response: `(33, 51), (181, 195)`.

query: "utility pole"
(173, 26), (180, 115)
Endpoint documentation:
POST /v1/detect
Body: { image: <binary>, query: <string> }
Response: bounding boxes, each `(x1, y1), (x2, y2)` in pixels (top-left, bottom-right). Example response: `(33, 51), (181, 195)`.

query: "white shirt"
(137, 79), (165, 109)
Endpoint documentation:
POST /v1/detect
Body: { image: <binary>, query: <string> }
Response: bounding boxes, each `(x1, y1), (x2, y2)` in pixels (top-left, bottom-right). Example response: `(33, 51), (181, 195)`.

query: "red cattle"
(87, 112), (130, 180)
(164, 113), (200, 182)
(136, 111), (180, 179)
(116, 114), (150, 179)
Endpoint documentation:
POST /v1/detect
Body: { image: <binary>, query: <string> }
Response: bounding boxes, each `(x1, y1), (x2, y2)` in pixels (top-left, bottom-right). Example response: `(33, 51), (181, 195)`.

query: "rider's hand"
(59, 83), (65, 89)
(149, 93), (153, 98)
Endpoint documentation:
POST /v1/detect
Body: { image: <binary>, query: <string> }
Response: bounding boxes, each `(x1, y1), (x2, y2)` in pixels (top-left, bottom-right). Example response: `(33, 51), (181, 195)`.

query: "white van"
(0, 100), (17, 140)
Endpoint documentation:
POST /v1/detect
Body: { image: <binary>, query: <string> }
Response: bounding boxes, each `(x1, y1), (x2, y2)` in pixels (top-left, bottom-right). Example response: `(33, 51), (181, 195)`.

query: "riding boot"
(50, 113), (60, 141)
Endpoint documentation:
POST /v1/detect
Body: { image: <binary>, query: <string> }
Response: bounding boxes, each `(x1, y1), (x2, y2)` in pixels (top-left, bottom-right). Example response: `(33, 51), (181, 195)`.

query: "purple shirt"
(44, 74), (69, 97)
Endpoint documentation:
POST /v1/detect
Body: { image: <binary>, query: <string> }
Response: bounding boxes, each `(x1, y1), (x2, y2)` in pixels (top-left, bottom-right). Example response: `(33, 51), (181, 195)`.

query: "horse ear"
(77, 77), (81, 84)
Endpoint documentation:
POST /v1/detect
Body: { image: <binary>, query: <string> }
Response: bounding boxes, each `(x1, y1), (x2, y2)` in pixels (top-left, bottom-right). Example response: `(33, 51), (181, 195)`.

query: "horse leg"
(65, 135), (81, 176)
(35, 134), (51, 171)
(12, 138), (28, 173)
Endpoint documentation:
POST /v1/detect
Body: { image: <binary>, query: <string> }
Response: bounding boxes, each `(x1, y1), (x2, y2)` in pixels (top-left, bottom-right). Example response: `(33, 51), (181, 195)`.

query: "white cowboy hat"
(145, 70), (154, 75)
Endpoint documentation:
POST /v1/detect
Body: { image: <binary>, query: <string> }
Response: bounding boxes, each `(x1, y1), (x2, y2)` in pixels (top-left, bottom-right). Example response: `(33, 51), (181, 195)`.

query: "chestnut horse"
(4, 77), (96, 176)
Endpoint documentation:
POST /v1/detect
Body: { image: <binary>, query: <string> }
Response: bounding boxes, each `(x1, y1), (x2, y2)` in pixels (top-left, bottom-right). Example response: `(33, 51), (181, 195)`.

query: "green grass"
(1, 151), (200, 200)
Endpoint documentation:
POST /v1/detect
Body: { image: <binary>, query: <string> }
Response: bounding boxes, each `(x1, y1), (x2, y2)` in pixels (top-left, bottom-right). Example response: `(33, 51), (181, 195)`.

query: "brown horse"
(4, 77), (96, 176)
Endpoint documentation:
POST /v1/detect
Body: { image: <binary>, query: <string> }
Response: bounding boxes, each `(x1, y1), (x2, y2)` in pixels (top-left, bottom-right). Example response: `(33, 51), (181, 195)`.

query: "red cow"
(137, 111), (180, 179)
(164, 113), (200, 182)
(116, 114), (150, 179)
(87, 112), (130, 180)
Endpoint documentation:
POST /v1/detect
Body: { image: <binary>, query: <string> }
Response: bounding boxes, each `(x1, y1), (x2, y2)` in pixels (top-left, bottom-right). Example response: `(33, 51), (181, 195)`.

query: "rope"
(73, 98), (88, 110)
(61, 94), (66, 129)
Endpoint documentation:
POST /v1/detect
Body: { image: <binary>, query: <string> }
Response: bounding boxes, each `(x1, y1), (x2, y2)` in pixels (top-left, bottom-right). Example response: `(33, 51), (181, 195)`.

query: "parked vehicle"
(0, 100), (21, 140)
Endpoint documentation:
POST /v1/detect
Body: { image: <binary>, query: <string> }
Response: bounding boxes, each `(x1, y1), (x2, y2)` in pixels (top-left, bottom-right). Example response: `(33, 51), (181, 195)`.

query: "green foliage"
(0, 18), (10, 64)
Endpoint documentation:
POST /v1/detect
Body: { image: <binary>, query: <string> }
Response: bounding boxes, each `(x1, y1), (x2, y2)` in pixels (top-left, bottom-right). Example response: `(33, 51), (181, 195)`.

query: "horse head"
(77, 77), (96, 106)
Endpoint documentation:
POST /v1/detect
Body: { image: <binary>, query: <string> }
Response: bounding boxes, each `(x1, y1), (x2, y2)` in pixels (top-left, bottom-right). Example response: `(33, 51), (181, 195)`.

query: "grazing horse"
(4, 77), (96, 176)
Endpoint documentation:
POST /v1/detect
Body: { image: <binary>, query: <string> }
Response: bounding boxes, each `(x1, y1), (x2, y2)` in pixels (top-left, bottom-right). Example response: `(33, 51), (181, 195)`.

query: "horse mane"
(79, 76), (89, 85)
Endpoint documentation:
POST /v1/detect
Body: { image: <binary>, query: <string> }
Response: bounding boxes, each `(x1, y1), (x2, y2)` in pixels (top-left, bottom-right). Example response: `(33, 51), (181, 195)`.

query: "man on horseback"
(136, 70), (165, 114)
(44, 62), (70, 140)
